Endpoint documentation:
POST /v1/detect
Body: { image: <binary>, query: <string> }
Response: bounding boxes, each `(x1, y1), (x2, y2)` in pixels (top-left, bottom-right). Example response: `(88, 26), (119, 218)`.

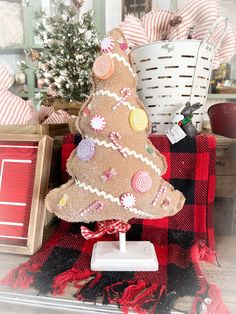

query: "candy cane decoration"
(152, 185), (168, 206)
(112, 87), (132, 111)
(109, 131), (127, 158)
(79, 200), (104, 217)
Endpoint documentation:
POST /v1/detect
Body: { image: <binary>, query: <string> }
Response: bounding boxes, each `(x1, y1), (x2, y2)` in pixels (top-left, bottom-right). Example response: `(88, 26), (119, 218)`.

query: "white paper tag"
(165, 125), (186, 144)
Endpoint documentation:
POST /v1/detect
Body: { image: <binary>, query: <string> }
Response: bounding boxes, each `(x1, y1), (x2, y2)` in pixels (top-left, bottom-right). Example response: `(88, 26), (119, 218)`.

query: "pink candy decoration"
(101, 168), (117, 182)
(80, 200), (104, 217)
(132, 170), (152, 193)
(109, 131), (127, 158)
(120, 193), (136, 209)
(112, 87), (132, 111)
(152, 185), (168, 206)
(83, 104), (92, 117)
(90, 115), (106, 131)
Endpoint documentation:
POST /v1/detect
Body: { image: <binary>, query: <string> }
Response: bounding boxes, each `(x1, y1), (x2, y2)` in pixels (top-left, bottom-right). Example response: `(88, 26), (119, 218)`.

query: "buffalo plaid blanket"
(1, 134), (230, 314)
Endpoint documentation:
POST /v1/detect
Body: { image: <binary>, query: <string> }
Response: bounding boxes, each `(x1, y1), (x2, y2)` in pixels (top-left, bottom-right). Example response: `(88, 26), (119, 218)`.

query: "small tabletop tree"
(23, 0), (99, 106)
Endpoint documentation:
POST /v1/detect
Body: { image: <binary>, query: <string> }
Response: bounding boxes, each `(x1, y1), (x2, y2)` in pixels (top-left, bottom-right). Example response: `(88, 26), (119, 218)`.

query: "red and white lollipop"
(93, 55), (115, 80)
(101, 36), (115, 53)
(132, 170), (152, 193)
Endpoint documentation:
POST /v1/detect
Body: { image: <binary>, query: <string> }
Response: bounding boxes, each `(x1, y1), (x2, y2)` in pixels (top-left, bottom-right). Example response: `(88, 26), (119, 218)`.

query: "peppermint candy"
(120, 193), (136, 209)
(93, 54), (115, 80)
(132, 170), (152, 193)
(90, 115), (106, 131)
(101, 36), (115, 53)
(77, 138), (95, 161)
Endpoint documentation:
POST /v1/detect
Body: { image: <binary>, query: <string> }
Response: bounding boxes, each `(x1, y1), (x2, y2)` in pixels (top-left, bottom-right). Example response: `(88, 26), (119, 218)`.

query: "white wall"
(105, 0), (122, 33)
(152, 0), (171, 10)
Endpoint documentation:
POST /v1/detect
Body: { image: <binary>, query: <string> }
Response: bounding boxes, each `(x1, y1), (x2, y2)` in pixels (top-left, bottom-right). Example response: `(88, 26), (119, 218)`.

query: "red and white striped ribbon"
(169, 0), (220, 41)
(112, 87), (132, 111)
(109, 131), (127, 158)
(81, 220), (131, 240)
(42, 109), (71, 124)
(142, 9), (174, 42)
(212, 23), (236, 68)
(0, 63), (14, 89)
(0, 90), (33, 125)
(119, 15), (149, 48)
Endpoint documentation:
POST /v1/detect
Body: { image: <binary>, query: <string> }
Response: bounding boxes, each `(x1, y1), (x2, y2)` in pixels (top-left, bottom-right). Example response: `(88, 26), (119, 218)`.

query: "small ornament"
(120, 193), (136, 209)
(129, 108), (148, 132)
(29, 49), (40, 62)
(162, 198), (170, 208)
(187, 26), (195, 39)
(112, 87), (132, 111)
(101, 168), (117, 182)
(132, 170), (152, 193)
(93, 55), (115, 80)
(15, 71), (26, 85)
(77, 138), (95, 161)
(178, 102), (202, 137)
(101, 36), (115, 53)
(90, 115), (106, 131)
(145, 144), (154, 156)
(73, 0), (84, 7)
(170, 15), (182, 27)
(80, 200), (104, 217)
(58, 194), (69, 209)
(160, 31), (169, 41)
(109, 131), (127, 158)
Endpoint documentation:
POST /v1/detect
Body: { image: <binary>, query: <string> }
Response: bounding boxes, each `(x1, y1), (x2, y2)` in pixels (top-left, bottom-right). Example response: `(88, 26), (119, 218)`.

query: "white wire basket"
(132, 17), (228, 134)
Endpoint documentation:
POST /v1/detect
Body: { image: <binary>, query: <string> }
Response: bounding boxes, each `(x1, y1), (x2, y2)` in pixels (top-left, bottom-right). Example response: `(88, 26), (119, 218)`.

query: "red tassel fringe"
(52, 268), (94, 295)
(191, 240), (216, 264)
(0, 262), (40, 289)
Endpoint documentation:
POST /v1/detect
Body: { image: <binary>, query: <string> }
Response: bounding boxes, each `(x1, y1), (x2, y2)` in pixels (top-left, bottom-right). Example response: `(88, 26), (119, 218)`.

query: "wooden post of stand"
(119, 232), (126, 252)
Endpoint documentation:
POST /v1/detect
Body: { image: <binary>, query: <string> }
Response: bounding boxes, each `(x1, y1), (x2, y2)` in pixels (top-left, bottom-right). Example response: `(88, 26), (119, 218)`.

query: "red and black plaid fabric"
(1, 134), (230, 314)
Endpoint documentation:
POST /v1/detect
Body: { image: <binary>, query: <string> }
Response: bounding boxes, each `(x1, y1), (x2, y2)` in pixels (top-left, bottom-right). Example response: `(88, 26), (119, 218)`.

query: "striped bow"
(81, 220), (131, 240)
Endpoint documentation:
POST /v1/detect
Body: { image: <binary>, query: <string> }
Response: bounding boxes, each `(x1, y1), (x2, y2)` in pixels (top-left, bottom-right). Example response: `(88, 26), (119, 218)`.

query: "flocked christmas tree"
(46, 28), (185, 224)
(24, 0), (99, 103)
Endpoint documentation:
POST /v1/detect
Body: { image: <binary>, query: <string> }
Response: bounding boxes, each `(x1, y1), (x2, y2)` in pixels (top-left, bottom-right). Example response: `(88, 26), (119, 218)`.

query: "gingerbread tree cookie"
(46, 28), (185, 223)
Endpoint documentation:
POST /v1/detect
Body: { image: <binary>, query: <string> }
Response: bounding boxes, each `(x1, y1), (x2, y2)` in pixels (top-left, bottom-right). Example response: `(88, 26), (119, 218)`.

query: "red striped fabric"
(119, 15), (148, 47)
(37, 105), (55, 123)
(0, 63), (14, 89)
(142, 9), (174, 42)
(169, 0), (220, 41)
(42, 109), (71, 124)
(216, 23), (236, 66)
(0, 90), (33, 125)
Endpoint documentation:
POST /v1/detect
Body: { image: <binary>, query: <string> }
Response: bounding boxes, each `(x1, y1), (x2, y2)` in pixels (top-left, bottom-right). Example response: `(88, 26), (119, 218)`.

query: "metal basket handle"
(202, 16), (229, 51)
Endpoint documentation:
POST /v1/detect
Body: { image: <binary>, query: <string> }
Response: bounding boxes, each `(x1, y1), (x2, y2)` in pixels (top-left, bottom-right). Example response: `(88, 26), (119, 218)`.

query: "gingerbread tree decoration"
(46, 28), (185, 224)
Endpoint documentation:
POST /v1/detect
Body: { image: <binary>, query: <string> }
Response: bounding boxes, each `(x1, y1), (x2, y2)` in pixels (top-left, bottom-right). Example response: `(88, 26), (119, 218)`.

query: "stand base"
(91, 241), (158, 271)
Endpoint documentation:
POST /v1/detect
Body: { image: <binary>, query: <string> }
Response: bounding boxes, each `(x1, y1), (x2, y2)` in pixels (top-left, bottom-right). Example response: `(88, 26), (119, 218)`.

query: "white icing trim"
(86, 136), (161, 176)
(75, 179), (155, 218)
(110, 53), (136, 78)
(93, 89), (135, 111)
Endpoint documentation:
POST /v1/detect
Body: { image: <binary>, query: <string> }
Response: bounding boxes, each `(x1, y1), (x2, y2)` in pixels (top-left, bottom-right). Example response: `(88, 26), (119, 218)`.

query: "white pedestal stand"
(91, 232), (158, 271)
